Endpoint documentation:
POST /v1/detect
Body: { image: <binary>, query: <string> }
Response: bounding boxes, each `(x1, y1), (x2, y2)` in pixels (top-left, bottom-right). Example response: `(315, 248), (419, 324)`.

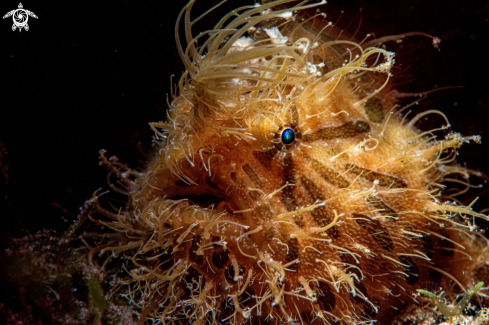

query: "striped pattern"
(347, 164), (407, 188)
(354, 213), (395, 251)
(286, 237), (300, 271)
(253, 148), (278, 169)
(366, 197), (397, 217)
(282, 153), (304, 226)
(306, 155), (350, 188)
(301, 176), (340, 237)
(303, 121), (370, 142)
(242, 164), (263, 187)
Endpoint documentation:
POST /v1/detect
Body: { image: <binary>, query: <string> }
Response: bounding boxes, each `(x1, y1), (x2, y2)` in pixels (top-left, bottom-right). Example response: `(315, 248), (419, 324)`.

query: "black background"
(0, 0), (488, 244)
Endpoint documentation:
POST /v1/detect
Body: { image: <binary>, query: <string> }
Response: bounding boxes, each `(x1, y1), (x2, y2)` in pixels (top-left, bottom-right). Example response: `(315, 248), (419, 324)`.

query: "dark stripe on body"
(301, 176), (340, 237)
(354, 213), (395, 251)
(398, 255), (419, 285)
(286, 237), (300, 270)
(346, 164), (407, 188)
(366, 197), (396, 217)
(303, 121), (370, 142)
(283, 153), (304, 226)
(317, 282), (336, 311)
(305, 155), (350, 188)
(253, 148), (278, 169)
(351, 281), (369, 304)
(242, 164), (263, 187)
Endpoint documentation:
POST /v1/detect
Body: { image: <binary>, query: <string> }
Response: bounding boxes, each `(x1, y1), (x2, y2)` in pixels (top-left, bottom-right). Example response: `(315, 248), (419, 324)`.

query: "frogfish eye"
(281, 128), (295, 145)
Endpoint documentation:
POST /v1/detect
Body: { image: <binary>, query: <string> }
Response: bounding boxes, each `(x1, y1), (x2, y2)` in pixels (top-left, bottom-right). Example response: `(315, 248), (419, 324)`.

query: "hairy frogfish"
(91, 1), (489, 324)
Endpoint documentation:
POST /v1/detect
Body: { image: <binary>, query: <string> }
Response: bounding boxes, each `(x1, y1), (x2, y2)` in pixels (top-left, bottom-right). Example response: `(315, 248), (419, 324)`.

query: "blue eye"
(281, 128), (295, 145)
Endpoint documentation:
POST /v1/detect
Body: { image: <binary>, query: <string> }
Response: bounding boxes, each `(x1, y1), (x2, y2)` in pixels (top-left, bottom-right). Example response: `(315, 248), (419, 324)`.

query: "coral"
(80, 0), (488, 324)
(0, 221), (136, 324)
(416, 282), (489, 324)
(417, 282), (484, 321)
(394, 282), (489, 325)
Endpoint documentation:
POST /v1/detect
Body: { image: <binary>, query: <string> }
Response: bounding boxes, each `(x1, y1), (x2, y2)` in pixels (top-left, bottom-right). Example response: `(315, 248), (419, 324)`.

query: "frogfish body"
(94, 1), (489, 324)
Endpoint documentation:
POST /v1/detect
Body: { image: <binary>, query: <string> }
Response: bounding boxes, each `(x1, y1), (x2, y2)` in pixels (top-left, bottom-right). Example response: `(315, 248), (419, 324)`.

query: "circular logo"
(13, 9), (28, 28)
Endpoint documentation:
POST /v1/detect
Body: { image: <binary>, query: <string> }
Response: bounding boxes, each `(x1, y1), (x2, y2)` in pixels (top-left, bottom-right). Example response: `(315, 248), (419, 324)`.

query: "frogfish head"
(94, 1), (488, 324)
